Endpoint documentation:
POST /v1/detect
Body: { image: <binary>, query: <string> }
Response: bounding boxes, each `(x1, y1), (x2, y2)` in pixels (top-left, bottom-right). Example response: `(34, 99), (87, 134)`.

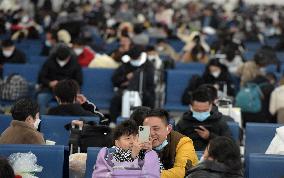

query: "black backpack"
(68, 121), (113, 153)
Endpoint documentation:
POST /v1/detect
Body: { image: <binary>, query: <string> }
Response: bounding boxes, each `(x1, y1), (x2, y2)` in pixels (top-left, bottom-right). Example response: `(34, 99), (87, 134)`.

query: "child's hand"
(131, 138), (143, 159)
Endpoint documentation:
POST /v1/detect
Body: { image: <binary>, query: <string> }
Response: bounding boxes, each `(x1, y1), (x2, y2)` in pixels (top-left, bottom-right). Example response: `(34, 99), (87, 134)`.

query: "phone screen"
(138, 126), (150, 142)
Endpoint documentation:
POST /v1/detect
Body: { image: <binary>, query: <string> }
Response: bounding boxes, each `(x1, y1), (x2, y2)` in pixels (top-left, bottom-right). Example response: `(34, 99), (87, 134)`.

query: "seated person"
(0, 98), (45, 144)
(176, 89), (232, 151)
(0, 39), (26, 77)
(92, 119), (160, 178)
(143, 108), (198, 178)
(266, 126), (284, 155)
(130, 106), (151, 126)
(37, 44), (82, 114)
(47, 79), (103, 118)
(186, 136), (243, 178)
(109, 46), (155, 122)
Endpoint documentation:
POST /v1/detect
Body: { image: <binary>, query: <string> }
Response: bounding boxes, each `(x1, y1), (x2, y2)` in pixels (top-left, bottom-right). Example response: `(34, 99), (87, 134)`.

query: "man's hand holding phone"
(195, 126), (210, 140)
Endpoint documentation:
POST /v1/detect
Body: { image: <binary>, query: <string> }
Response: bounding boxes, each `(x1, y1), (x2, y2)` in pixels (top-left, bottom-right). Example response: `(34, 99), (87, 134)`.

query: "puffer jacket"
(186, 160), (243, 178)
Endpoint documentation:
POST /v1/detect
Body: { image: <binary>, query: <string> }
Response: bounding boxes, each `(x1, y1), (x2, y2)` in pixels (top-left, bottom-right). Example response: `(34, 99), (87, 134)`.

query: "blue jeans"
(37, 92), (54, 114)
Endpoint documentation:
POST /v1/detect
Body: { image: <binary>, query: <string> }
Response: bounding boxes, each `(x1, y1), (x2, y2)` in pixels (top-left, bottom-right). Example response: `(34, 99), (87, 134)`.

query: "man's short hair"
(145, 108), (169, 125)
(130, 106), (151, 126)
(54, 79), (80, 103)
(190, 89), (212, 104)
(113, 119), (138, 141)
(56, 44), (72, 60)
(11, 98), (39, 121)
(196, 84), (218, 102)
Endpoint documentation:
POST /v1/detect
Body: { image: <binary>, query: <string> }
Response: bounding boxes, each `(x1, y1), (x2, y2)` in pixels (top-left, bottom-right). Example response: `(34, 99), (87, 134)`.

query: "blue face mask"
(192, 111), (210, 122)
(154, 139), (168, 151)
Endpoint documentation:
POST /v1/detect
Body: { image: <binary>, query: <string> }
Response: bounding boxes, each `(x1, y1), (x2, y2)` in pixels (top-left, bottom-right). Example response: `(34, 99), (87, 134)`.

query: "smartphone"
(138, 126), (150, 142)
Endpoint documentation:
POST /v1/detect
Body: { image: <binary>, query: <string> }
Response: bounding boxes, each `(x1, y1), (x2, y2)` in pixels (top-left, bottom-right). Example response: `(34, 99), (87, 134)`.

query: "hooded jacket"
(176, 107), (232, 151)
(186, 160), (243, 178)
(266, 126), (284, 155)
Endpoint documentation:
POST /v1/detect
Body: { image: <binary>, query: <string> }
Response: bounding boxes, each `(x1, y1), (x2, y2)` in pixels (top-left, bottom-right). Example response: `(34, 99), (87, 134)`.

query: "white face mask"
(74, 48), (83, 56)
(211, 70), (221, 78)
(56, 59), (69, 67)
(3, 50), (14, 57)
(157, 46), (165, 52)
(34, 118), (41, 130)
(130, 52), (147, 67)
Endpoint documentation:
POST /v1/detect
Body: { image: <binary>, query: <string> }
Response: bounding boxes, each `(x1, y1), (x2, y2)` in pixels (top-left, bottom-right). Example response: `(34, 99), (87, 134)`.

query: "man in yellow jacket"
(143, 108), (198, 178)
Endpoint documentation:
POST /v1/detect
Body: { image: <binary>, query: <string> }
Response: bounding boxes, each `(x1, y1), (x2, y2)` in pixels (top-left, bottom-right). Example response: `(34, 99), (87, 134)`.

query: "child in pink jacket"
(92, 120), (160, 178)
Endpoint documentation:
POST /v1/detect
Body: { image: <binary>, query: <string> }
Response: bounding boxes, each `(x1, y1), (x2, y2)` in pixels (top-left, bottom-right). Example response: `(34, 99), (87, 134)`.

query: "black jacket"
(38, 53), (82, 91)
(176, 107), (232, 151)
(111, 60), (155, 108)
(186, 160), (243, 178)
(0, 48), (26, 65)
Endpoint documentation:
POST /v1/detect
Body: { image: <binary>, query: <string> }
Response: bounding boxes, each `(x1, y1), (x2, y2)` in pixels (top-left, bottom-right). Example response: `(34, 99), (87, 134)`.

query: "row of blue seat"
(0, 114), (240, 146)
(3, 62), (283, 113)
(0, 144), (283, 178)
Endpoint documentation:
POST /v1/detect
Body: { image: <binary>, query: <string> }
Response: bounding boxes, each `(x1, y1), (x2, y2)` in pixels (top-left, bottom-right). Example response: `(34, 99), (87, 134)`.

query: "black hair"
(113, 120), (138, 140)
(130, 106), (151, 126)
(0, 157), (15, 178)
(208, 136), (242, 171)
(72, 38), (86, 46)
(11, 98), (39, 121)
(191, 88), (212, 104)
(54, 79), (80, 103)
(56, 44), (71, 61)
(145, 108), (169, 125)
(146, 45), (155, 52)
(127, 45), (144, 59)
(196, 84), (218, 102)
(1, 39), (14, 48)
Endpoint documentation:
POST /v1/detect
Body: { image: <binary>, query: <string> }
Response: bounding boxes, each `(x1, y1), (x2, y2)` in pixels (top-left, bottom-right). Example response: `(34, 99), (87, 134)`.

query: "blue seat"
(246, 153), (284, 178)
(243, 51), (255, 60)
(164, 70), (194, 112)
(81, 68), (114, 110)
(227, 121), (240, 142)
(175, 62), (206, 74)
(85, 147), (102, 178)
(28, 56), (47, 66)
(245, 123), (283, 157)
(0, 144), (65, 178)
(244, 42), (261, 51)
(167, 39), (185, 53)
(3, 64), (41, 84)
(40, 115), (100, 145)
(0, 114), (12, 134)
(196, 151), (203, 159)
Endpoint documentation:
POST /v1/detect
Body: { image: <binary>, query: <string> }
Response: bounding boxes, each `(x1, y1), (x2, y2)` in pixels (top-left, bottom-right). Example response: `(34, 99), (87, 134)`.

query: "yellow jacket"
(160, 131), (198, 178)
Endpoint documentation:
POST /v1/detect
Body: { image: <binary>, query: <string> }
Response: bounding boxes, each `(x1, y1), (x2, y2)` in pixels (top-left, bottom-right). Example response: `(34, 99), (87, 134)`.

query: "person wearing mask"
(111, 35), (132, 63)
(72, 38), (95, 67)
(37, 43), (82, 114)
(143, 108), (198, 178)
(0, 39), (26, 77)
(109, 46), (155, 123)
(202, 58), (235, 97)
(176, 89), (232, 151)
(0, 98), (45, 144)
(40, 30), (57, 56)
(186, 136), (243, 178)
